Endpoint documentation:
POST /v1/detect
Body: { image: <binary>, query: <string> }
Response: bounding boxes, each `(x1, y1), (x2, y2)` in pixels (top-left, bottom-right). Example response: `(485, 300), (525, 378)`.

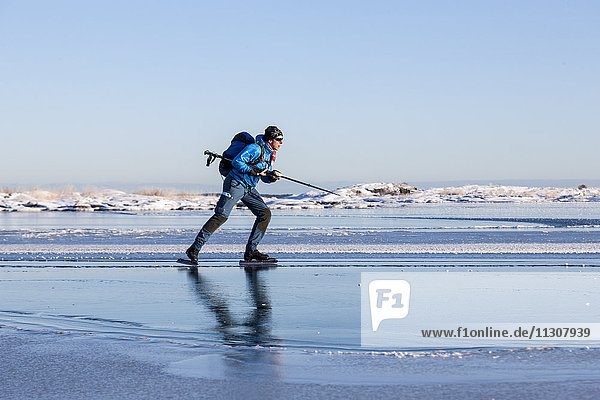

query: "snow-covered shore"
(1, 183), (599, 212)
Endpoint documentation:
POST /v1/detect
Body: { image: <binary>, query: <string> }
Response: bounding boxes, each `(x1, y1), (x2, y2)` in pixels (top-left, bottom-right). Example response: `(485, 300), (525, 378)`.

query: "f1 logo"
(369, 280), (411, 331)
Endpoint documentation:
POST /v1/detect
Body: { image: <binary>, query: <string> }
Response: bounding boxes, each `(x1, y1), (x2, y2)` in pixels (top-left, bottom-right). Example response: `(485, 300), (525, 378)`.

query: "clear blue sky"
(1, 1), (598, 190)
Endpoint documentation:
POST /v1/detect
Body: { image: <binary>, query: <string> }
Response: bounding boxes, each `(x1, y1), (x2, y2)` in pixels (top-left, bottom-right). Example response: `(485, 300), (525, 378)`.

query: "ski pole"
(277, 175), (339, 196)
(203, 150), (339, 196)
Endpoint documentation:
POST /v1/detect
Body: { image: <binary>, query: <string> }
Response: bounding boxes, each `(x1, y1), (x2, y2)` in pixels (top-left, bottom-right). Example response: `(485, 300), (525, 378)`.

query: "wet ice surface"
(2, 265), (600, 396)
(1, 204), (600, 397)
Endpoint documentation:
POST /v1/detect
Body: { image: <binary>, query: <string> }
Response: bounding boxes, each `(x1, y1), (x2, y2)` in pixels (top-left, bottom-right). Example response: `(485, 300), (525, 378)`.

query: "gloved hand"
(266, 169), (282, 182)
(250, 166), (268, 177)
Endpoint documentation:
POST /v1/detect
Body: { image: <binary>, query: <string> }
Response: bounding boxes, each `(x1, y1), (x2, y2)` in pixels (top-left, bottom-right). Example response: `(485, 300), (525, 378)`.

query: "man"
(185, 126), (284, 265)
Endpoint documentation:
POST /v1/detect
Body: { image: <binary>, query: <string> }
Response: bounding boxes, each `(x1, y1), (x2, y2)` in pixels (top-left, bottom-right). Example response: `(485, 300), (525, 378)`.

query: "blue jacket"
(229, 135), (276, 190)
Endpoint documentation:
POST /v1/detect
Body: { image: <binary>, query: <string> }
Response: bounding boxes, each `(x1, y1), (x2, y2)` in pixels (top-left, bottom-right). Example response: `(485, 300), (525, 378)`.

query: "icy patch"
(1, 242), (599, 256)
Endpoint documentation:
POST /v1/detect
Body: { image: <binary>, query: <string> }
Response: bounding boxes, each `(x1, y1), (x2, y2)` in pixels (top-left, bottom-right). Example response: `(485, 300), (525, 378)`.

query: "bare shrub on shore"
(25, 186), (76, 200)
(2, 186), (24, 194)
(29, 187), (58, 200)
(58, 185), (75, 197)
(81, 186), (100, 197)
(440, 187), (467, 196)
(136, 187), (177, 197)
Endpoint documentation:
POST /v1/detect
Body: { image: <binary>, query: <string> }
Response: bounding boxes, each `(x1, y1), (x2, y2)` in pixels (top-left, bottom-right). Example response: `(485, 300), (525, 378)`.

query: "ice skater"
(185, 126), (284, 265)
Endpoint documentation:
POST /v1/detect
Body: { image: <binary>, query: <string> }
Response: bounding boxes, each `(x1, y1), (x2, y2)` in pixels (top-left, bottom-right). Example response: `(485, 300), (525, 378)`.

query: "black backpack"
(218, 132), (265, 176)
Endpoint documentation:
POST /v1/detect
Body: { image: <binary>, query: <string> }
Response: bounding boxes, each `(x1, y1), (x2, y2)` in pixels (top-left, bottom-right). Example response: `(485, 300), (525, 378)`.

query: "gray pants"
(190, 175), (271, 254)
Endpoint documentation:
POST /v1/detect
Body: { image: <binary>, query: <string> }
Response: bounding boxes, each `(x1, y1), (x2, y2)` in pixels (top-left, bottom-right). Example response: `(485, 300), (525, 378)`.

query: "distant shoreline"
(2, 183), (600, 212)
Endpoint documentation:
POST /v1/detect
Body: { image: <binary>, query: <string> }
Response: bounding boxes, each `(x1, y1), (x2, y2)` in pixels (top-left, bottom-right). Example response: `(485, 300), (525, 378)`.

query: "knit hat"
(264, 126), (283, 141)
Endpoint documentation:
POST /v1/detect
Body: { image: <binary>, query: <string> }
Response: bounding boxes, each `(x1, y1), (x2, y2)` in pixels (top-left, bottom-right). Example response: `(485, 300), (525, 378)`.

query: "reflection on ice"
(178, 267), (283, 381)
(185, 267), (276, 347)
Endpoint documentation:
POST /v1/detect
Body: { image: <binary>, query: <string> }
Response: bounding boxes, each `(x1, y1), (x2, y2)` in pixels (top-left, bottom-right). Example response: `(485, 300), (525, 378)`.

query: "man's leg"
(187, 178), (245, 261)
(241, 188), (271, 257)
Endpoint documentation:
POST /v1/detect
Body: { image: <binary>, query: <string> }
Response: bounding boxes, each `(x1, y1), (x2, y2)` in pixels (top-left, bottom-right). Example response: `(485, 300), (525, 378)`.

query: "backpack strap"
(248, 142), (266, 166)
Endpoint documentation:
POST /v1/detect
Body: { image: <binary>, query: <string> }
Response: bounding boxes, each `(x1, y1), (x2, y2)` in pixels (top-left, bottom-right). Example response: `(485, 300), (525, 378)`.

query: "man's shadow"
(185, 266), (282, 379)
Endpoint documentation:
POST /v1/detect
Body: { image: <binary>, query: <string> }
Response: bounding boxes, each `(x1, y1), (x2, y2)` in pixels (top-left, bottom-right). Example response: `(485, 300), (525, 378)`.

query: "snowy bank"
(1, 183), (599, 212)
